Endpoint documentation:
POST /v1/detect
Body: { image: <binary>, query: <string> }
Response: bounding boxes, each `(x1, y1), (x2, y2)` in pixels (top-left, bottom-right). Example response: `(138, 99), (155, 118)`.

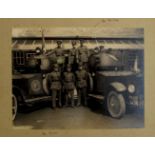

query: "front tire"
(107, 91), (126, 118)
(12, 94), (18, 120)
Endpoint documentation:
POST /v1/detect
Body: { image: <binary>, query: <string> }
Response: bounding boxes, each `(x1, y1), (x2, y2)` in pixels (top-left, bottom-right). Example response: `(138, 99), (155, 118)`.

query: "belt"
(64, 81), (73, 83)
(78, 79), (86, 81)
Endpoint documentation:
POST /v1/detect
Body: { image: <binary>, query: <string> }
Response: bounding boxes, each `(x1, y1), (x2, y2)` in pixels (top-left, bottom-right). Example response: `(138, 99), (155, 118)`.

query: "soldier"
(99, 45), (105, 53)
(77, 40), (89, 70)
(54, 40), (65, 72)
(63, 64), (75, 107)
(68, 41), (78, 71)
(48, 64), (62, 109)
(75, 62), (88, 106)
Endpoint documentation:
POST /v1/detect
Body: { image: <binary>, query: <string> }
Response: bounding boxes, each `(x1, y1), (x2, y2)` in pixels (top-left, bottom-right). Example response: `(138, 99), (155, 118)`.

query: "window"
(13, 51), (25, 65)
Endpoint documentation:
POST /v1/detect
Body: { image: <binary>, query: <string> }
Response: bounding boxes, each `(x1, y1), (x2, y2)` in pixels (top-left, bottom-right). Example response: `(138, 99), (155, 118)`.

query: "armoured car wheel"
(107, 91), (126, 118)
(12, 94), (18, 120)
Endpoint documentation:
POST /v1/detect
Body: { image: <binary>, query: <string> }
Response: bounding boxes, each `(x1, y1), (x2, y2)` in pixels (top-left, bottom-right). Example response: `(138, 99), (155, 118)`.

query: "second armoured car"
(88, 48), (144, 118)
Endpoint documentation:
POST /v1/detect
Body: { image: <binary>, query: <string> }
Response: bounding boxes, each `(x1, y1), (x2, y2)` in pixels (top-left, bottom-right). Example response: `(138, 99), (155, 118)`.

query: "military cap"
(99, 45), (104, 49)
(94, 47), (99, 51)
(72, 40), (76, 44)
(56, 40), (62, 44)
(79, 39), (85, 43)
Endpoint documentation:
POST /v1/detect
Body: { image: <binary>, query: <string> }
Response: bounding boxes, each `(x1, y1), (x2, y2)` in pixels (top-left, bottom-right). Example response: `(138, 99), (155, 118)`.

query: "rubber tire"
(12, 94), (18, 121)
(107, 91), (126, 118)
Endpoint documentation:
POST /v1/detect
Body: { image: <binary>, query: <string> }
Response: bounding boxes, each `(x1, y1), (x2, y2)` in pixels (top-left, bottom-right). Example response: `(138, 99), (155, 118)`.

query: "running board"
(25, 95), (78, 103)
(88, 94), (104, 100)
(25, 94), (100, 103)
(25, 96), (52, 103)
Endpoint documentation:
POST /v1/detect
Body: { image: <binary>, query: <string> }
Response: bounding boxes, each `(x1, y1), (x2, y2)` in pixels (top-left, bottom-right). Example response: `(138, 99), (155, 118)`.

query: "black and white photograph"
(12, 27), (144, 129)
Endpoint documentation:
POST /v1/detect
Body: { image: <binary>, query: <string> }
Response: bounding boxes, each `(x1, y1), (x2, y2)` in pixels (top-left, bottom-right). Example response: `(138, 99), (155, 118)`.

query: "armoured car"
(88, 49), (144, 118)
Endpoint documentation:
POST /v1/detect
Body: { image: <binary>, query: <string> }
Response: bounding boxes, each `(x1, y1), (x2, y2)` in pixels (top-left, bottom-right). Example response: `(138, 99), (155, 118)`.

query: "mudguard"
(110, 82), (127, 92)
(12, 86), (26, 103)
(43, 76), (50, 95)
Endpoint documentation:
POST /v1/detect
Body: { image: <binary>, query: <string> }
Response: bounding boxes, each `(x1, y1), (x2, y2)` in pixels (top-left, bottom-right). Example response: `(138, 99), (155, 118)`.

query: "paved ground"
(13, 101), (144, 129)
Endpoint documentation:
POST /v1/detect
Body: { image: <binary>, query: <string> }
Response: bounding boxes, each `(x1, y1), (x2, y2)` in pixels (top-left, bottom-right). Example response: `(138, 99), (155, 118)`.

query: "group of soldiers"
(46, 40), (90, 109)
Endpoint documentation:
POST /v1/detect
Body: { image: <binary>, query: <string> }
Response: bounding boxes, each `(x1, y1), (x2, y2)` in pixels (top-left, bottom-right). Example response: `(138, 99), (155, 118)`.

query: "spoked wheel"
(107, 91), (126, 118)
(12, 94), (18, 120)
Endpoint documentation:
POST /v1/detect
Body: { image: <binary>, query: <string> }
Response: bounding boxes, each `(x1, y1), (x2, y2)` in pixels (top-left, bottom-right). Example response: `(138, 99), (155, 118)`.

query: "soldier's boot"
(82, 88), (87, 106)
(71, 99), (75, 108)
(64, 95), (69, 107)
(58, 102), (62, 108)
(84, 99), (87, 107)
(58, 91), (62, 108)
(50, 101), (53, 109)
(63, 103), (68, 107)
(52, 101), (56, 109)
(77, 96), (81, 106)
(58, 99), (62, 108)
(77, 90), (81, 106)
(52, 90), (57, 109)
(71, 91), (75, 107)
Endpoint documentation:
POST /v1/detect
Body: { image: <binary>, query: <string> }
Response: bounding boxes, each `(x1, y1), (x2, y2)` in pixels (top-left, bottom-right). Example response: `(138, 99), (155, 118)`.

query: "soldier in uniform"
(77, 40), (89, 70)
(54, 40), (65, 72)
(48, 64), (62, 108)
(88, 47), (100, 74)
(75, 62), (88, 106)
(63, 64), (75, 107)
(68, 41), (78, 71)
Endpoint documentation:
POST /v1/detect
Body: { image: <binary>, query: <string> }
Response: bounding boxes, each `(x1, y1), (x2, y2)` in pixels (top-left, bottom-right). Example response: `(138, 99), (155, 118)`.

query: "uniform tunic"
(54, 47), (65, 65)
(68, 47), (77, 64)
(75, 70), (88, 88)
(63, 72), (75, 90)
(77, 46), (89, 63)
(48, 71), (61, 90)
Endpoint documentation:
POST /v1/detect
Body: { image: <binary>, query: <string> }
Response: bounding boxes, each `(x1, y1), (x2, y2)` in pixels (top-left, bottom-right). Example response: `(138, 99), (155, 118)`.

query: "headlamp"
(128, 84), (135, 93)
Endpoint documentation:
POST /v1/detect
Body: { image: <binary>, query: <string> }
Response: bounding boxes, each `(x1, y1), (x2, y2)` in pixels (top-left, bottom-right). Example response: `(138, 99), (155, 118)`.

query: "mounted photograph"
(12, 27), (144, 129)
